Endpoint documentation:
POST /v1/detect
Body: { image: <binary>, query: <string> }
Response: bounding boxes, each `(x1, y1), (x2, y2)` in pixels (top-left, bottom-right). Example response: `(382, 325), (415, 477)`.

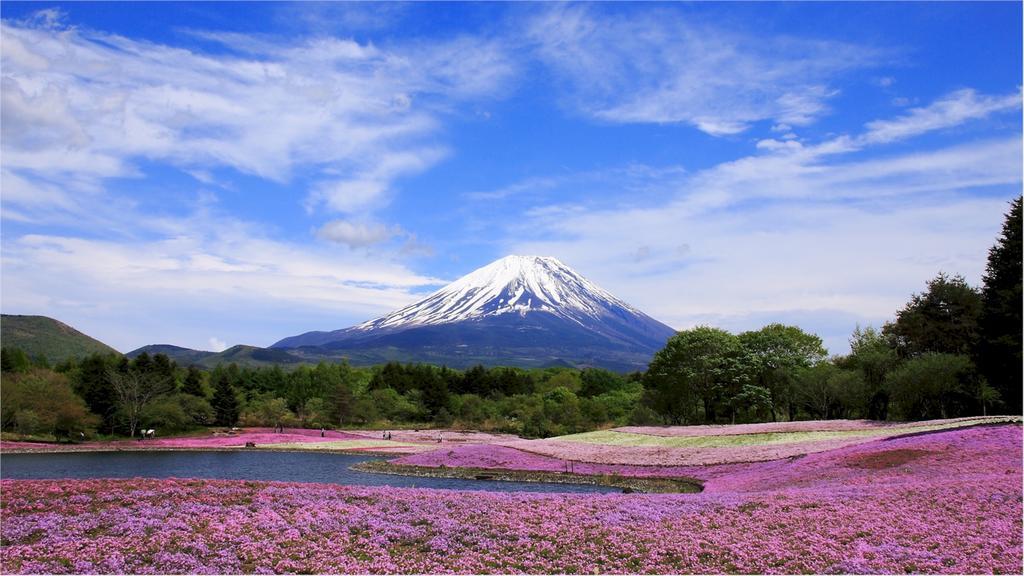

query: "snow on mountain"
(271, 255), (676, 370)
(354, 255), (642, 331)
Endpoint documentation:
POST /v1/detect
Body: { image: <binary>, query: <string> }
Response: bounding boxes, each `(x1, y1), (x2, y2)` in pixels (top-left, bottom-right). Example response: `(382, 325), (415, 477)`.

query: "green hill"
(127, 344), (217, 366)
(128, 343), (304, 368)
(1, 315), (121, 363)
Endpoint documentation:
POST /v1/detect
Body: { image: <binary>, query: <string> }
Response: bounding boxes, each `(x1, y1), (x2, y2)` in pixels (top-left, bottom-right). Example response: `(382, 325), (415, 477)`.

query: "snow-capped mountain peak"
(271, 254), (677, 369)
(354, 255), (640, 331)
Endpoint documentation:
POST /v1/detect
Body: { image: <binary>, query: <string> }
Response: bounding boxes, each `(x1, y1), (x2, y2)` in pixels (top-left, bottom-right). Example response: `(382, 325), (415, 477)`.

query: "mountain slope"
(1, 314), (120, 363)
(273, 255), (676, 370)
(128, 344), (304, 368)
(127, 344), (218, 366)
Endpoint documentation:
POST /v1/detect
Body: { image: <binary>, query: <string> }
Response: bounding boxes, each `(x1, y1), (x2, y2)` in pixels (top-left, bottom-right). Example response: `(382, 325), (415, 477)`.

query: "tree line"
(1, 197), (1018, 439)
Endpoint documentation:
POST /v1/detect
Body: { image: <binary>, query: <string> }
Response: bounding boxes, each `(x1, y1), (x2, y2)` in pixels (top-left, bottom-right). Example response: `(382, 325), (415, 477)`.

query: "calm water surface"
(0, 451), (616, 493)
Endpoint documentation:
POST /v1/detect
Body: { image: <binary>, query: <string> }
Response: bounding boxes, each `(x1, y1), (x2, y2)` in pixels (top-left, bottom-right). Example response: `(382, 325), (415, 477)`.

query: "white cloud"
(0, 14), (512, 219)
(756, 139), (804, 152)
(863, 89), (1021, 144)
(496, 91), (1022, 354)
(317, 220), (403, 248)
(527, 4), (881, 135)
(208, 337), (228, 352)
(0, 209), (447, 350)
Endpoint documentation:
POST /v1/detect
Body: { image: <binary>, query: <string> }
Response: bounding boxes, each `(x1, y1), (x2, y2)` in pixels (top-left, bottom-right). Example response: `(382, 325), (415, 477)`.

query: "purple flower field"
(1, 424), (1020, 574)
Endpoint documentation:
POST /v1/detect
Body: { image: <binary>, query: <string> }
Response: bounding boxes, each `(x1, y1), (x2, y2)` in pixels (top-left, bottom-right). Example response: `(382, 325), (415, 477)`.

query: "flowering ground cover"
(495, 415), (1020, 466)
(2, 424), (1020, 574)
(258, 440), (423, 452)
(565, 416), (1019, 447)
(343, 429), (522, 444)
(616, 416), (1005, 437)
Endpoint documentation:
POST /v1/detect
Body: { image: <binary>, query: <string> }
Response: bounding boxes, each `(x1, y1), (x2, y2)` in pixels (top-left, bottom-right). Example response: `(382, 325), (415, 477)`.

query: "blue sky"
(2, 2), (1021, 356)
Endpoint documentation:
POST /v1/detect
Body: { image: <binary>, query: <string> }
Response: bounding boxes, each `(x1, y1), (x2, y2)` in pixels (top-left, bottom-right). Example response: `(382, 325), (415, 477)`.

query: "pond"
(0, 451), (617, 493)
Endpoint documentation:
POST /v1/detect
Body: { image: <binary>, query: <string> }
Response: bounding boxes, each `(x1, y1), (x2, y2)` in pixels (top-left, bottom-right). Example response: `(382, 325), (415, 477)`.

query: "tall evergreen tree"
(181, 366), (205, 397)
(977, 196), (1022, 411)
(211, 372), (239, 426)
(152, 353), (177, 381)
(133, 352), (153, 374)
(74, 354), (119, 433)
(883, 273), (982, 358)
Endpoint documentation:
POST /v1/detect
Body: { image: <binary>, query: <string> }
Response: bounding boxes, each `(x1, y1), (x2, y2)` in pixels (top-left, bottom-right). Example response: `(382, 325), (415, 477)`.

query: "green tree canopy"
(180, 366), (206, 397)
(1, 369), (99, 440)
(977, 196), (1022, 411)
(739, 323), (826, 421)
(883, 273), (982, 358)
(211, 372), (240, 426)
(885, 353), (981, 420)
(645, 326), (745, 424)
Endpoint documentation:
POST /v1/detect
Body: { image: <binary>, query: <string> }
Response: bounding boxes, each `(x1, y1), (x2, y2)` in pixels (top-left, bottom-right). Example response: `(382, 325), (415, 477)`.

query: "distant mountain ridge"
(127, 344), (305, 368)
(1, 314), (120, 363)
(5, 256), (676, 371)
(273, 255), (675, 371)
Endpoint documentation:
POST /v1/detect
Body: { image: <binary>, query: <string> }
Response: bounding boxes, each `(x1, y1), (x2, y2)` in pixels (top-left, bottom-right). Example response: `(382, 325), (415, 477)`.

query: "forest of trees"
(1, 198), (1019, 440)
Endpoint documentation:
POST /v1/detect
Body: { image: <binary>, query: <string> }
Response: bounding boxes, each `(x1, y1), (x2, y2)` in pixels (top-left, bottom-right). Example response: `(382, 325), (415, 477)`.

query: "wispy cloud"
(1, 205), (447, 350)
(316, 219), (404, 248)
(526, 4), (883, 135)
(495, 90), (1021, 354)
(1, 12), (513, 224)
(861, 88), (1021, 144)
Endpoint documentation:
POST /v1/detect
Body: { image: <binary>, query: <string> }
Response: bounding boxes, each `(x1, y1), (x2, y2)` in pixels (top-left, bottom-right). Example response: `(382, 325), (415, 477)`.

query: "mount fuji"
(272, 255), (677, 371)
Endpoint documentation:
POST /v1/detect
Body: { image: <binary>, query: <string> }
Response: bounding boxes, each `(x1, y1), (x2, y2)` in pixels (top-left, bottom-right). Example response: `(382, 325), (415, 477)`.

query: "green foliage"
(369, 388), (422, 422)
(977, 196), (1022, 411)
(537, 370), (582, 396)
(886, 353), (981, 420)
(739, 323), (826, 421)
(645, 326), (746, 424)
(579, 368), (627, 397)
(728, 384), (774, 423)
(883, 273), (982, 358)
(211, 372), (240, 426)
(627, 403), (662, 426)
(177, 394), (215, 426)
(838, 326), (898, 420)
(108, 362), (177, 438)
(451, 393), (493, 425)
(1, 369), (99, 440)
(1, 347), (31, 373)
(434, 407), (454, 427)
(302, 397), (330, 428)
(180, 366), (206, 397)
(14, 409), (43, 436)
(140, 396), (192, 433)
(795, 363), (859, 420)
(240, 396), (294, 427)
(72, 353), (121, 433)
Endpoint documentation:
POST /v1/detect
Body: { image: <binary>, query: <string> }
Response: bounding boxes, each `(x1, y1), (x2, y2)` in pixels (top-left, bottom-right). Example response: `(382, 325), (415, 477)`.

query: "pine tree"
(181, 366), (205, 397)
(977, 196), (1022, 411)
(883, 273), (982, 358)
(211, 372), (239, 426)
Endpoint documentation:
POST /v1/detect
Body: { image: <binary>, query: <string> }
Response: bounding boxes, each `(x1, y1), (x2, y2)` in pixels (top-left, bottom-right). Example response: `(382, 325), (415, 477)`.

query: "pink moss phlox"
(615, 416), (998, 437)
(2, 425), (1020, 574)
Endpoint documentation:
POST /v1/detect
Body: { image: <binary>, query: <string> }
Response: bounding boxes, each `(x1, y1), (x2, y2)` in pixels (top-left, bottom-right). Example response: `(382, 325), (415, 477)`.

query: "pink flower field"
(1, 424), (1020, 574)
(616, 416), (1001, 437)
(489, 416), (1020, 466)
(344, 429), (523, 444)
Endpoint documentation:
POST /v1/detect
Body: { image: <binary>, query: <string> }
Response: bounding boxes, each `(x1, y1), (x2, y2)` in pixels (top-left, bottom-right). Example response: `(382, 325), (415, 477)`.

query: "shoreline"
(351, 460), (703, 493)
(1, 445), (703, 493)
(0, 445), (413, 458)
